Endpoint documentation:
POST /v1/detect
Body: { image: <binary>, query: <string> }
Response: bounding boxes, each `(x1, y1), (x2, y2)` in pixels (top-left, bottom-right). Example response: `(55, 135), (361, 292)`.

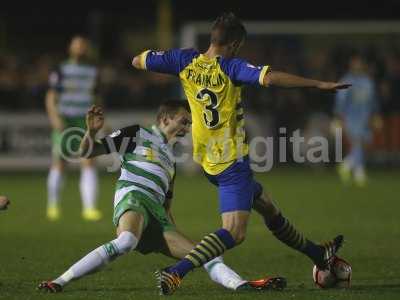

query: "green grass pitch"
(0, 168), (399, 299)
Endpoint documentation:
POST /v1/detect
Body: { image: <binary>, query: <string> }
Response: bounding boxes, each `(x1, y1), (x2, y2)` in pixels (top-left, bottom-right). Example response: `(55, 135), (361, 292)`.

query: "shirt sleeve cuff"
(100, 137), (112, 154)
(139, 50), (151, 70)
(258, 65), (270, 85)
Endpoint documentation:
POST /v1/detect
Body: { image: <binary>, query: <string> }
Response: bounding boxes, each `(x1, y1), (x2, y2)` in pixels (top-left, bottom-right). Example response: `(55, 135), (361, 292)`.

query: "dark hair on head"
(347, 48), (369, 65)
(156, 99), (190, 124)
(70, 34), (90, 43)
(349, 48), (363, 58)
(210, 12), (246, 46)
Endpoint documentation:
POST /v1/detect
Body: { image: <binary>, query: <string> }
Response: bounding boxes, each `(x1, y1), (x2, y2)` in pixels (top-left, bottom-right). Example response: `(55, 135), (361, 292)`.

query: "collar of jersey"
(198, 53), (221, 63)
(66, 58), (91, 65)
(151, 125), (167, 143)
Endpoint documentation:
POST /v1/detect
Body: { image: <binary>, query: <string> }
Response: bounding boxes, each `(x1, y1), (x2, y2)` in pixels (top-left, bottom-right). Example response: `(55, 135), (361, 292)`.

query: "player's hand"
(317, 82), (352, 91)
(86, 105), (105, 135)
(0, 195), (10, 211)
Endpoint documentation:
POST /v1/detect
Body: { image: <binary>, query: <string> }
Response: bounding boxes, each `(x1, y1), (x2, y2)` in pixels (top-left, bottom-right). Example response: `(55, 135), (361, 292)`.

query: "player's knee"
(52, 161), (65, 172)
(115, 231), (139, 254)
(81, 158), (95, 168)
(224, 226), (246, 245)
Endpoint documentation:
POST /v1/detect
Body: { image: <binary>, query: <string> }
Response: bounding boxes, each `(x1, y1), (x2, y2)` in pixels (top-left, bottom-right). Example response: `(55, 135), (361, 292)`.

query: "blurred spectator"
(334, 53), (382, 187)
(45, 35), (102, 222)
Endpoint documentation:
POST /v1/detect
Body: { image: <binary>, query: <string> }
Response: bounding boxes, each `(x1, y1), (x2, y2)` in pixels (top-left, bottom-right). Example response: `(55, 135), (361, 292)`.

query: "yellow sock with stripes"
(266, 213), (323, 261)
(168, 229), (235, 278)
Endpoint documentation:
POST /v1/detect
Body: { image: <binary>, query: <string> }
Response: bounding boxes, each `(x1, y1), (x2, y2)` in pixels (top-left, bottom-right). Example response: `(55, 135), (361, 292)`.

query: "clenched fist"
(86, 105), (105, 134)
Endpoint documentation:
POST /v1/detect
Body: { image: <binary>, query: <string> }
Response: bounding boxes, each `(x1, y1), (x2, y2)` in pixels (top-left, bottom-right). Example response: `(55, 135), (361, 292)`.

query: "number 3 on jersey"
(196, 88), (220, 128)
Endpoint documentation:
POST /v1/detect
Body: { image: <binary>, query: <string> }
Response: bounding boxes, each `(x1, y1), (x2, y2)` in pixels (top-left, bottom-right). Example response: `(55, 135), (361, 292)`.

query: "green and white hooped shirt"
(49, 60), (98, 118)
(101, 125), (175, 207)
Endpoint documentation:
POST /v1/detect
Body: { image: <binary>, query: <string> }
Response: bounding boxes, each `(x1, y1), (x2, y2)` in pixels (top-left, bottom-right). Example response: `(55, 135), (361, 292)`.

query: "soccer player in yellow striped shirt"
(132, 12), (350, 295)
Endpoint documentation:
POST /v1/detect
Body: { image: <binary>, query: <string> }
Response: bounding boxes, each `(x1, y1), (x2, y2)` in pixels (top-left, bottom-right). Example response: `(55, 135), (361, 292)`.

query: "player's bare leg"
(221, 210), (250, 245)
(220, 211), (286, 291)
(353, 139), (368, 187)
(47, 159), (65, 221)
(161, 230), (198, 259)
(253, 191), (343, 269)
(80, 158), (101, 221)
(38, 211), (143, 293)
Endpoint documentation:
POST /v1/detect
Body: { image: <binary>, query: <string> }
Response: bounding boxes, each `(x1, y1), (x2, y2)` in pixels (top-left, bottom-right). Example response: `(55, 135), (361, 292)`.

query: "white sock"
(204, 256), (246, 290)
(80, 167), (98, 210)
(354, 167), (367, 180)
(53, 231), (138, 286)
(47, 168), (63, 206)
(343, 157), (353, 171)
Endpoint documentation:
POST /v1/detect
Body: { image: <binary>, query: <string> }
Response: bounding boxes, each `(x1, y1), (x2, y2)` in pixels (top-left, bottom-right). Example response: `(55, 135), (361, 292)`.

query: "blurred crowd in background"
(1, 34), (400, 154)
(1, 4), (400, 168)
(0, 48), (179, 111)
(1, 34), (399, 114)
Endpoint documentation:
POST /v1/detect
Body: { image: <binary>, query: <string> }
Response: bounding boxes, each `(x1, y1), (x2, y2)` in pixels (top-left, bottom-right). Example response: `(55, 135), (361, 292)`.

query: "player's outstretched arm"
(80, 105), (108, 158)
(263, 71), (351, 90)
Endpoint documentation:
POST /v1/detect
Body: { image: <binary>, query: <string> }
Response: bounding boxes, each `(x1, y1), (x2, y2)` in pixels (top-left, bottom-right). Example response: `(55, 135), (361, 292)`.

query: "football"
(313, 265), (337, 288)
(332, 257), (352, 288)
(312, 257), (352, 289)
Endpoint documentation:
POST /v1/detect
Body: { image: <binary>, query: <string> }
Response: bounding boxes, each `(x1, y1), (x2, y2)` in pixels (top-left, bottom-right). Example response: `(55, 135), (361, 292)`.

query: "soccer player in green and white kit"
(46, 35), (102, 221)
(38, 102), (285, 293)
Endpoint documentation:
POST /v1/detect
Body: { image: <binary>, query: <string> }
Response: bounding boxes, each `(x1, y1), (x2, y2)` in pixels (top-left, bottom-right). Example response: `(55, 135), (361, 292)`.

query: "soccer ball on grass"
(312, 256), (352, 289)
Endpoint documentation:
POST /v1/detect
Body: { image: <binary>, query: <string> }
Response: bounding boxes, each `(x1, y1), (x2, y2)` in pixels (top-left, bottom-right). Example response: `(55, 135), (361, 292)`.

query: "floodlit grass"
(1, 167), (399, 299)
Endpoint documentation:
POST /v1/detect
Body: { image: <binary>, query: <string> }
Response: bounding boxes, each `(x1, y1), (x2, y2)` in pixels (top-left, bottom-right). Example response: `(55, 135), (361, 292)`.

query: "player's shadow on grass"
(70, 286), (156, 294)
(65, 283), (400, 296)
(290, 283), (400, 293)
(349, 283), (400, 291)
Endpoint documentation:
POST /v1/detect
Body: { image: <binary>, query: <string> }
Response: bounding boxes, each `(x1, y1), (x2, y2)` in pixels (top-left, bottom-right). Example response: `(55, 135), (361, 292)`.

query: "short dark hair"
(210, 12), (247, 46)
(156, 99), (190, 124)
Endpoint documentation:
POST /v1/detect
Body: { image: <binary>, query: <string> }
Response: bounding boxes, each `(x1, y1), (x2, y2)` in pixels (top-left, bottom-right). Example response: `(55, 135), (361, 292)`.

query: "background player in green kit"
(45, 35), (102, 221)
(38, 102), (284, 293)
